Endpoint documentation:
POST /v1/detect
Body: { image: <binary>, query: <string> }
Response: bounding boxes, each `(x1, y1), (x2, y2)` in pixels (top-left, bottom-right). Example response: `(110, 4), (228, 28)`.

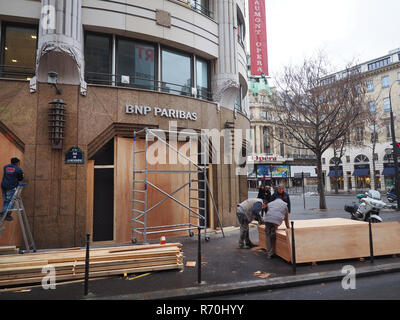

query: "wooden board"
(117, 138), (199, 242)
(0, 243), (183, 288)
(258, 219), (400, 263)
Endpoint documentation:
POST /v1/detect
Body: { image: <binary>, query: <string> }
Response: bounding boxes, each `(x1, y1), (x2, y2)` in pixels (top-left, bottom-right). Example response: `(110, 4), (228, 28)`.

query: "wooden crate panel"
(258, 219), (400, 264)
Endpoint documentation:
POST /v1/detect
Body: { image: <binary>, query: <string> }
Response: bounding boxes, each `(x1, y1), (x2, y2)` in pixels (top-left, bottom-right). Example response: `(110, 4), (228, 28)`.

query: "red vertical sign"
(248, 0), (268, 76)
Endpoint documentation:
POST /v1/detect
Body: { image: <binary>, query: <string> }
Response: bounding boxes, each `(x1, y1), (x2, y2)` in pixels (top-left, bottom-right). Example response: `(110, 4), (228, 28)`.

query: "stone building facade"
(0, 0), (250, 248)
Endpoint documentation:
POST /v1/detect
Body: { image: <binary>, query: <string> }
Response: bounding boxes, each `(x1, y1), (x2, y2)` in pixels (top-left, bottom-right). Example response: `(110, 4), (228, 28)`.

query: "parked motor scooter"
(344, 190), (385, 223)
(387, 188), (397, 203)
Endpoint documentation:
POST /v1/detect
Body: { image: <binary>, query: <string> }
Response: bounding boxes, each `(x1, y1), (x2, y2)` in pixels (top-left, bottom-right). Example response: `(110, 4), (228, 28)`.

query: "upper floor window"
(0, 22), (38, 80)
(384, 97), (391, 112)
(196, 57), (210, 100)
(162, 48), (192, 96)
(367, 79), (374, 92)
(85, 32), (112, 85)
(237, 9), (245, 47)
(234, 84), (243, 111)
(188, 0), (212, 18)
(382, 76), (390, 88)
(262, 111), (267, 120)
(368, 101), (376, 113)
(368, 57), (391, 71)
(116, 37), (156, 90)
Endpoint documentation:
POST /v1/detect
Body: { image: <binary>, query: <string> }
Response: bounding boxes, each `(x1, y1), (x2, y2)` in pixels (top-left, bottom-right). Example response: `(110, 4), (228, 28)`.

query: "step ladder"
(0, 184), (36, 253)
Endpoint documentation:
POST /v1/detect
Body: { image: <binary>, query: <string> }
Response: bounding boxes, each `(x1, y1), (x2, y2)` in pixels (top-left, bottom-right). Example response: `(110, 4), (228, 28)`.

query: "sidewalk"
(1, 219), (400, 300)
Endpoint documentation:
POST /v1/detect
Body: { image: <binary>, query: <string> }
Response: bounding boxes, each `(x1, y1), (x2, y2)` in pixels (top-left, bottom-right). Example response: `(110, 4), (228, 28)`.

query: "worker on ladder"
(1, 157), (24, 221)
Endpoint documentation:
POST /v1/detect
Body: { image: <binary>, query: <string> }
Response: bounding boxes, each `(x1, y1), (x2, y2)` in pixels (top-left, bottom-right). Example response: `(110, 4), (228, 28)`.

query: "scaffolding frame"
(131, 128), (224, 244)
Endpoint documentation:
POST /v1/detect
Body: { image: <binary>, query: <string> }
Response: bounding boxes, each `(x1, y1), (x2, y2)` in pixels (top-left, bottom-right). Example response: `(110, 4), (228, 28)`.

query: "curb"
(90, 262), (400, 300)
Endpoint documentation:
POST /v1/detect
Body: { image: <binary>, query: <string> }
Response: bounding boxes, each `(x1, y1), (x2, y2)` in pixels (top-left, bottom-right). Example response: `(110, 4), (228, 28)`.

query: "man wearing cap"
(1, 158), (24, 221)
(271, 184), (291, 213)
(236, 198), (267, 249)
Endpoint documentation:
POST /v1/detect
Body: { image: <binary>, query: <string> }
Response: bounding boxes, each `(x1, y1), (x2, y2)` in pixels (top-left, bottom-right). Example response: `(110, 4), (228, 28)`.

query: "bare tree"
(269, 54), (366, 209)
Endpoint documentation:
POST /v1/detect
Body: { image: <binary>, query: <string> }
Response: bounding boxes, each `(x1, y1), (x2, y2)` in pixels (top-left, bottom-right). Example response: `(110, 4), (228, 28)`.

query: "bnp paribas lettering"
(125, 104), (197, 121)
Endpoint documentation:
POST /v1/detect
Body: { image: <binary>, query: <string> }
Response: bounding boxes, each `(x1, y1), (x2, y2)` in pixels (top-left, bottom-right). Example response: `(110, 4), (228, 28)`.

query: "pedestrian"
(1, 157), (24, 221)
(271, 184), (291, 213)
(264, 185), (272, 203)
(263, 198), (290, 258)
(236, 198), (267, 249)
(257, 184), (266, 200)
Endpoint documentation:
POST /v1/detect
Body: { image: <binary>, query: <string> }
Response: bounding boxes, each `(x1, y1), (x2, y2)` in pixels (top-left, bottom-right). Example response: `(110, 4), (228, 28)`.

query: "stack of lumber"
(0, 243), (183, 288)
(0, 246), (19, 255)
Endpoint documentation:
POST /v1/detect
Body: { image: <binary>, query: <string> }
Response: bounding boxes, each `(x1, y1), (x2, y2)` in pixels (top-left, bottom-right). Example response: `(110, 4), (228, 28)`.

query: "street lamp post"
(389, 79), (400, 211)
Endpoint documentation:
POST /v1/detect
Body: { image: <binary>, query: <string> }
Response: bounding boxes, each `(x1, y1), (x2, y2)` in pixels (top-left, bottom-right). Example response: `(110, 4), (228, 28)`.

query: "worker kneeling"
(263, 198), (291, 259)
(236, 198), (267, 249)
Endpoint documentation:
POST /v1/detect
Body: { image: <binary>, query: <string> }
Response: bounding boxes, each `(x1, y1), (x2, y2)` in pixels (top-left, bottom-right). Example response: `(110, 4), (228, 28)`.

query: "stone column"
(31, 0), (86, 95)
(212, 0), (239, 109)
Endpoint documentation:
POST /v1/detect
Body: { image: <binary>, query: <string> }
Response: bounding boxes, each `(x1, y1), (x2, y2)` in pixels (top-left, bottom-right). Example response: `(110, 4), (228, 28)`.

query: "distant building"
(247, 66), (317, 191)
(322, 49), (400, 192)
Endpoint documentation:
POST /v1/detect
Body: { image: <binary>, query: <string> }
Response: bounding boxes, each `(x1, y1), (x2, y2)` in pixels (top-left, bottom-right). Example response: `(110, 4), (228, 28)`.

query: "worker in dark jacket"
(1, 158), (24, 221)
(257, 185), (266, 200)
(236, 198), (267, 249)
(271, 184), (291, 213)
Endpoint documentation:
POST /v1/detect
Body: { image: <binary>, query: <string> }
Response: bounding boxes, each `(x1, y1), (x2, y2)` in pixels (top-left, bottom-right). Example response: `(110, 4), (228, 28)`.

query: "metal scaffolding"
(131, 128), (224, 244)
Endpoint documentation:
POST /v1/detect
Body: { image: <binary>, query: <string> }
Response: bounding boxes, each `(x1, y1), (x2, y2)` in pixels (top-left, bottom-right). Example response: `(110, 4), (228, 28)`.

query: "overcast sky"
(261, 0), (400, 78)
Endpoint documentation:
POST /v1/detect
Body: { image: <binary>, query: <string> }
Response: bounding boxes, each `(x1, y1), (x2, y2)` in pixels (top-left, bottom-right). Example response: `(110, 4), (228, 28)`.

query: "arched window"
(354, 154), (369, 163)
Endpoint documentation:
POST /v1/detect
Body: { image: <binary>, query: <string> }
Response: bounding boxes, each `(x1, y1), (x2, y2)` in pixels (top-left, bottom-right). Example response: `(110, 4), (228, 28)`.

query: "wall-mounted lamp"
(48, 71), (62, 95)
(48, 98), (66, 149)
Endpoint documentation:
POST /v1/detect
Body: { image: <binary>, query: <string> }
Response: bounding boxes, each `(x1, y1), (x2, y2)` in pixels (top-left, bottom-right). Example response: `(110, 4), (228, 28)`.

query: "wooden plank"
(259, 219), (400, 264)
(0, 264), (183, 287)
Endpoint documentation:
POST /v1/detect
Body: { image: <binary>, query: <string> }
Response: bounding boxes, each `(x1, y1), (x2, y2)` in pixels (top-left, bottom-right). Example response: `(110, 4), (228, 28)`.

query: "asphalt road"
(212, 271), (400, 300)
(248, 191), (400, 223)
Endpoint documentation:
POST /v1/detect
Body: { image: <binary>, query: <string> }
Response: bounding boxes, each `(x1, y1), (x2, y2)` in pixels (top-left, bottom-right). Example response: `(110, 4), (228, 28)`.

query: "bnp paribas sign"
(125, 104), (198, 121)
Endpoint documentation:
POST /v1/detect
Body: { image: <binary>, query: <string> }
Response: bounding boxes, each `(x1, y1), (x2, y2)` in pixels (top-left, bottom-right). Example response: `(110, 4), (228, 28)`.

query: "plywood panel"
(0, 133), (24, 247)
(114, 137), (199, 243)
(86, 160), (94, 241)
(115, 137), (133, 243)
(258, 219), (400, 264)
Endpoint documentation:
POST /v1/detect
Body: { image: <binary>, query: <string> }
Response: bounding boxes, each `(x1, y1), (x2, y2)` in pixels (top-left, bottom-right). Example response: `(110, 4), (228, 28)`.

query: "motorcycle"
(387, 188), (397, 203)
(344, 190), (385, 223)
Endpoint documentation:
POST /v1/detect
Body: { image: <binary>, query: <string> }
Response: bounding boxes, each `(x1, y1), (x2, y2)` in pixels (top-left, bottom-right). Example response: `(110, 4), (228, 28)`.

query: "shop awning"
(327, 170), (343, 177)
(382, 167), (400, 176)
(353, 168), (370, 177)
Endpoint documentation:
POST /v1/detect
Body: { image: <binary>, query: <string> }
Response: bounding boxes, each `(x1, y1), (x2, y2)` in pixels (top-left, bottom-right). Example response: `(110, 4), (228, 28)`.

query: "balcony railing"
(173, 0), (214, 19)
(0, 65), (35, 80)
(286, 153), (317, 160)
(85, 71), (213, 101)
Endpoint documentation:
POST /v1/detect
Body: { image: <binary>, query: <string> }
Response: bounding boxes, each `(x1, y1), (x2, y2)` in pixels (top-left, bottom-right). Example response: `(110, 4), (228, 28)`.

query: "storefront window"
(161, 48), (192, 96)
(196, 58), (210, 100)
(116, 38), (156, 90)
(85, 32), (112, 85)
(0, 22), (37, 79)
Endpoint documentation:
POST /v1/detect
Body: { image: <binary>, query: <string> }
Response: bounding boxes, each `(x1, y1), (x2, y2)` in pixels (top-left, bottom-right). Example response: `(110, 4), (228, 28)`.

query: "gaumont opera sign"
(249, 0), (268, 76)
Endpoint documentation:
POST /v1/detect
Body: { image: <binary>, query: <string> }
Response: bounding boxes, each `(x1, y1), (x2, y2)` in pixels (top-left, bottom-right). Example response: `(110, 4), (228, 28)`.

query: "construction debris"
(253, 271), (271, 279)
(0, 243), (183, 288)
